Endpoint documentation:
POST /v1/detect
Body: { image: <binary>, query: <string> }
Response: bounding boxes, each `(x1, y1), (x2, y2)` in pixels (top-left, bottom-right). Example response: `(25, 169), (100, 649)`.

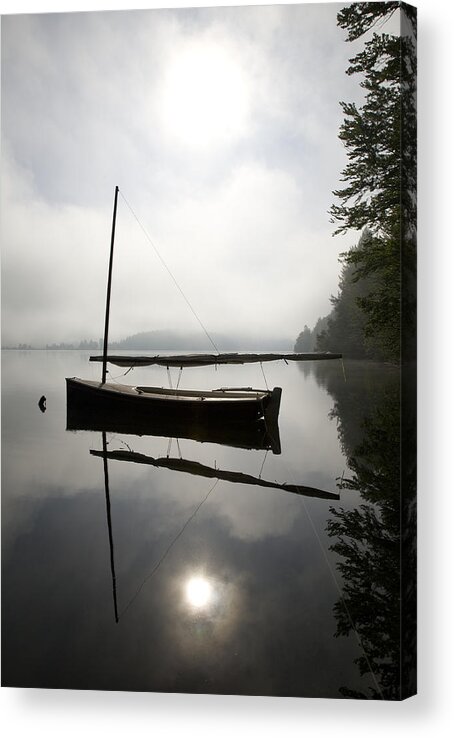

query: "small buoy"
(38, 395), (46, 413)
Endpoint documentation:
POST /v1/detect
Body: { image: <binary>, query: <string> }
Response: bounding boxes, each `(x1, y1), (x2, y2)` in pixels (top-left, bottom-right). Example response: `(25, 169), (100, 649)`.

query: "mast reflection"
(101, 431), (119, 624)
(82, 412), (339, 623)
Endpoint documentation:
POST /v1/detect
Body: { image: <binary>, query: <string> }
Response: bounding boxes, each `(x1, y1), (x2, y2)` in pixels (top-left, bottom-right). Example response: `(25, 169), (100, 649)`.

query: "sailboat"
(66, 390), (282, 453)
(66, 186), (341, 427)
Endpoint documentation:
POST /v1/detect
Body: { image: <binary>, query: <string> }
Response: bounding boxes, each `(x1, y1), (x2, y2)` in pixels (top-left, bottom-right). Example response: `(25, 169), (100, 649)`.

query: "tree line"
(296, 2), (416, 363)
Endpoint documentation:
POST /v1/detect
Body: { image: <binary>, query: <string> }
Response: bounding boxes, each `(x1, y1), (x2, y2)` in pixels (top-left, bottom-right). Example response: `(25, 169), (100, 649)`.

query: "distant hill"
(109, 330), (293, 351)
(3, 330), (293, 351)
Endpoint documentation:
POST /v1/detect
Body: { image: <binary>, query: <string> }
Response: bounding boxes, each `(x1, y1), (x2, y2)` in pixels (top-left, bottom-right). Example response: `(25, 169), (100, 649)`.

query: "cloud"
(1, 4), (360, 346)
(1, 150), (111, 344)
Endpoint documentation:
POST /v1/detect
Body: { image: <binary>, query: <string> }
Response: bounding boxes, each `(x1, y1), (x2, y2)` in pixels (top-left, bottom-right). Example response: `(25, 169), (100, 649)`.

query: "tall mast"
(102, 185), (119, 384)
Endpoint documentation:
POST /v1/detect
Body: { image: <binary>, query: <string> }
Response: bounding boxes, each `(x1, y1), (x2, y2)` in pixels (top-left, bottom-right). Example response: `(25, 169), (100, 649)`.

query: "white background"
(1, 0), (453, 736)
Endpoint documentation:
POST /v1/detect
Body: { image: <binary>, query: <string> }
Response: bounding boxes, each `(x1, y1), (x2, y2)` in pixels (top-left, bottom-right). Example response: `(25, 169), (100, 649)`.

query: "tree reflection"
(309, 360), (416, 700)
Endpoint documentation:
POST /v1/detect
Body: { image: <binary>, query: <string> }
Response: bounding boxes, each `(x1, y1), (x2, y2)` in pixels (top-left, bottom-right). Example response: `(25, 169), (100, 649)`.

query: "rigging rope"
(258, 449), (269, 480)
(118, 189), (219, 354)
(106, 366), (135, 382)
(118, 478), (220, 619)
(260, 362), (269, 391)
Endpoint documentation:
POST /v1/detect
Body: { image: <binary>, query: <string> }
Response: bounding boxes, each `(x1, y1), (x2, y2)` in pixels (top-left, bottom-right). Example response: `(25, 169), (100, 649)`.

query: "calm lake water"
(2, 350), (403, 698)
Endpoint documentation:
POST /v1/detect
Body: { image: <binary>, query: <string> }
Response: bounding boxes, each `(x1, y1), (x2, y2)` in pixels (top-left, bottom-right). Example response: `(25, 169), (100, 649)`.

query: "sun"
(159, 41), (250, 148)
(185, 576), (213, 609)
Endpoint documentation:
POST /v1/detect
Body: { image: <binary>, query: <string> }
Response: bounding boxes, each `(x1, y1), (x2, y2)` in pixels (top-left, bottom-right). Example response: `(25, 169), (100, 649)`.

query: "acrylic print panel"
(1, 2), (416, 699)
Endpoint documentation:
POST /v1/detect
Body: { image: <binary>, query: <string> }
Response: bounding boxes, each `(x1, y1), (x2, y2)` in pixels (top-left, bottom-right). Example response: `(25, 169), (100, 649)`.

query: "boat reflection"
(84, 418), (340, 624)
(67, 399), (281, 454)
(91, 446), (339, 501)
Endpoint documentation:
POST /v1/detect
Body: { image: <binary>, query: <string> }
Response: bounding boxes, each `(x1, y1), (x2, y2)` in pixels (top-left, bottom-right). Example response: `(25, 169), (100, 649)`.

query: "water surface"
(2, 350), (402, 697)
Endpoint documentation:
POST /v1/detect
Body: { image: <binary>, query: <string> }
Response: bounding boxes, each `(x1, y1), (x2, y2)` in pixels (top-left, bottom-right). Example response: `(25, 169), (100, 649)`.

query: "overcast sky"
(1, 3), (398, 347)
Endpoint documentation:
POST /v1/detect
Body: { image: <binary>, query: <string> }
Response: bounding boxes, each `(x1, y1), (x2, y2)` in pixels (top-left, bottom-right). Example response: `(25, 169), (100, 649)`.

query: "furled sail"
(89, 352), (342, 368)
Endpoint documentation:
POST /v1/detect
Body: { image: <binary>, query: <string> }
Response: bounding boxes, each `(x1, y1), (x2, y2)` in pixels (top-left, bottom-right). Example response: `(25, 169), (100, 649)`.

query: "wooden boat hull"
(66, 378), (282, 452)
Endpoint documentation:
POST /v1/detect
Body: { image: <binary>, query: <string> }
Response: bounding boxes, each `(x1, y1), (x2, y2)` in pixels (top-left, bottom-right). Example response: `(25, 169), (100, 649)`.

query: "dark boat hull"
(66, 378), (282, 453)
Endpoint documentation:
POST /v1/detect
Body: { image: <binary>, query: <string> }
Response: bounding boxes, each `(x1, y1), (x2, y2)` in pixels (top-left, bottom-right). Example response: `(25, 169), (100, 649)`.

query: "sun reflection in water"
(185, 576), (213, 610)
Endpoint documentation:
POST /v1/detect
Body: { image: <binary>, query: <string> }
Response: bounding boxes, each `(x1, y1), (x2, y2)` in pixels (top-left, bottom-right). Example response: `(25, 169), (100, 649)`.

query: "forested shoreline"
(296, 2), (416, 363)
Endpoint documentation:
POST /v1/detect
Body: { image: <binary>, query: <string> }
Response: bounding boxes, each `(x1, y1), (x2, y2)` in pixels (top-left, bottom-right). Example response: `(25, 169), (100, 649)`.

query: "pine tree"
(294, 325), (313, 352)
(330, 2), (416, 363)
